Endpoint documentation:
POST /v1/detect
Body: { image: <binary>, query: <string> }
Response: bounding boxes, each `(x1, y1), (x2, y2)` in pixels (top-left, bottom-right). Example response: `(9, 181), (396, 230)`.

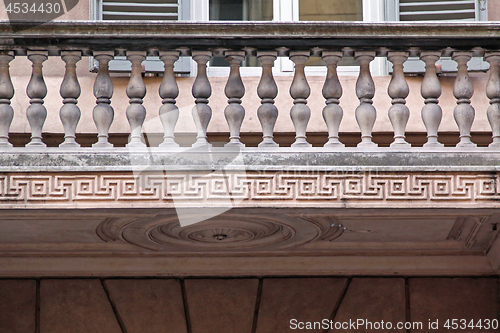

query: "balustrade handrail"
(1, 21), (500, 150)
(1, 21), (500, 52)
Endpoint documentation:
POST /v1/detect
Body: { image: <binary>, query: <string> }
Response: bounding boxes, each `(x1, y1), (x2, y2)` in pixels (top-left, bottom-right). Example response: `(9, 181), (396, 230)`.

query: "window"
(209, 0), (273, 20)
(388, 0), (487, 22)
(299, 0), (363, 21)
(92, 0), (487, 76)
(298, 0), (368, 76)
(92, 0), (385, 75)
(101, 0), (182, 20)
(91, 0), (191, 73)
(208, 0), (273, 68)
(201, 0), (385, 76)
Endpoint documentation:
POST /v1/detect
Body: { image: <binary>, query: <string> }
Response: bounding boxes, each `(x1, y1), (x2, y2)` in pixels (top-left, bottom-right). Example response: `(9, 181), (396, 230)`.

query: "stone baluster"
(26, 51), (48, 147)
(289, 51), (312, 147)
(224, 51), (245, 147)
(322, 51), (344, 147)
(257, 51), (279, 147)
(388, 52), (410, 147)
(59, 51), (82, 148)
(452, 52), (476, 147)
(0, 51), (14, 148)
(485, 52), (500, 148)
(92, 52), (114, 148)
(126, 51), (147, 147)
(420, 52), (444, 148)
(355, 52), (377, 147)
(159, 51), (180, 148)
(191, 51), (212, 147)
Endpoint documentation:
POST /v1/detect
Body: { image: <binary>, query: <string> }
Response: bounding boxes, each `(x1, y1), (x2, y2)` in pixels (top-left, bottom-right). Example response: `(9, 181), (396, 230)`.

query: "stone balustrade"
(1, 21), (500, 149)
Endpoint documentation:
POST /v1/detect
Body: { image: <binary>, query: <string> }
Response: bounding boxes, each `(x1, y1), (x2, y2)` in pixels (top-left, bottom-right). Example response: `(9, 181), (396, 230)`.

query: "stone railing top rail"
(2, 21), (500, 53)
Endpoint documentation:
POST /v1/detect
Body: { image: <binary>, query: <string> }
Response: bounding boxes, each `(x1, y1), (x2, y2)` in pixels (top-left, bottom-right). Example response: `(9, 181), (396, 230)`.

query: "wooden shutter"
(387, 0), (488, 73)
(102, 0), (179, 20)
(399, 0), (478, 22)
(98, 0), (190, 73)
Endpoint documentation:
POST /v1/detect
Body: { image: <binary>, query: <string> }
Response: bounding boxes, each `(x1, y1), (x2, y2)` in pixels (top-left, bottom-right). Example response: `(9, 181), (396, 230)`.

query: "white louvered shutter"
(103, 0), (180, 20)
(399, 0), (483, 21)
(97, 0), (191, 73)
(387, 0), (489, 73)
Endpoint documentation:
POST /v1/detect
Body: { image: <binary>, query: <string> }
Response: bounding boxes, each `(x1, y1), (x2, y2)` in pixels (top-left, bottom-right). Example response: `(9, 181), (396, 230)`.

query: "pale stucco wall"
(489, 0), (500, 21)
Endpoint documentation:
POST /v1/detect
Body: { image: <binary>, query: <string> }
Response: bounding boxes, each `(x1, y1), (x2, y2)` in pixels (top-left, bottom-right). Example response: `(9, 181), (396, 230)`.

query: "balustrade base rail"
(0, 132), (497, 148)
(0, 150), (498, 172)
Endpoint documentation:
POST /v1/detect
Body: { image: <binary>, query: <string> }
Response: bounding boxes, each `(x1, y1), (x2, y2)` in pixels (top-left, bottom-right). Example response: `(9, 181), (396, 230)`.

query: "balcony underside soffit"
(0, 207), (498, 277)
(0, 150), (499, 277)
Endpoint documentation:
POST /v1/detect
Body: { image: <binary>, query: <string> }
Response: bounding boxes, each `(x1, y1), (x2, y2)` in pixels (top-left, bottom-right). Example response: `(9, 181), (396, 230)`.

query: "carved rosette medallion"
(97, 212), (344, 252)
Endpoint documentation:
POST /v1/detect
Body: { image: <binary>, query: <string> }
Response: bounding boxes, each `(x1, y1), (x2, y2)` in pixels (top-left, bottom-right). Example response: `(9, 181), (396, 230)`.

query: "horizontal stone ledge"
(0, 148), (499, 172)
(3, 21), (500, 39)
(2, 21), (500, 51)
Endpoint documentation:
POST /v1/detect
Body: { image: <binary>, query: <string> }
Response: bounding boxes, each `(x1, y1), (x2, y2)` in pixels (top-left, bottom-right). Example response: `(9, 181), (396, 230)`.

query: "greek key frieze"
(0, 172), (498, 207)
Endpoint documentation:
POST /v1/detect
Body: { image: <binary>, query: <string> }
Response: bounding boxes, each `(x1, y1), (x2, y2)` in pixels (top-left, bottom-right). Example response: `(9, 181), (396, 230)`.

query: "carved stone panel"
(96, 212), (343, 252)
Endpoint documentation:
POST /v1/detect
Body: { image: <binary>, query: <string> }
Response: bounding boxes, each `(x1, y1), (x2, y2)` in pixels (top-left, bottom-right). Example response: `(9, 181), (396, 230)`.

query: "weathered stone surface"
(105, 279), (188, 333)
(191, 52), (212, 148)
(0, 279), (36, 333)
(224, 51), (246, 147)
(453, 52), (476, 148)
(158, 51), (180, 148)
(420, 52), (444, 148)
(125, 51), (147, 148)
(185, 278), (258, 333)
(485, 52), (500, 148)
(256, 278), (347, 333)
(387, 52), (410, 148)
(40, 279), (122, 333)
(3, 22), (500, 51)
(334, 278), (406, 332)
(355, 52), (377, 148)
(92, 52), (114, 148)
(322, 51), (344, 148)
(0, 150), (499, 172)
(410, 278), (500, 332)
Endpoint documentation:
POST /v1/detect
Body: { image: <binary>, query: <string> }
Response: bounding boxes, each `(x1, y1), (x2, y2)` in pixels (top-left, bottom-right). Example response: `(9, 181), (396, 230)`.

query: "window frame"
(198, 0), (386, 77)
(386, 0), (488, 22)
(91, 0), (191, 73)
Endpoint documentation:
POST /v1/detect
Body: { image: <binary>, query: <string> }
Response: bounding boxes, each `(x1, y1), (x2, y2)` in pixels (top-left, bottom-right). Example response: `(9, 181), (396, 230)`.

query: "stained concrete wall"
(0, 277), (498, 333)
